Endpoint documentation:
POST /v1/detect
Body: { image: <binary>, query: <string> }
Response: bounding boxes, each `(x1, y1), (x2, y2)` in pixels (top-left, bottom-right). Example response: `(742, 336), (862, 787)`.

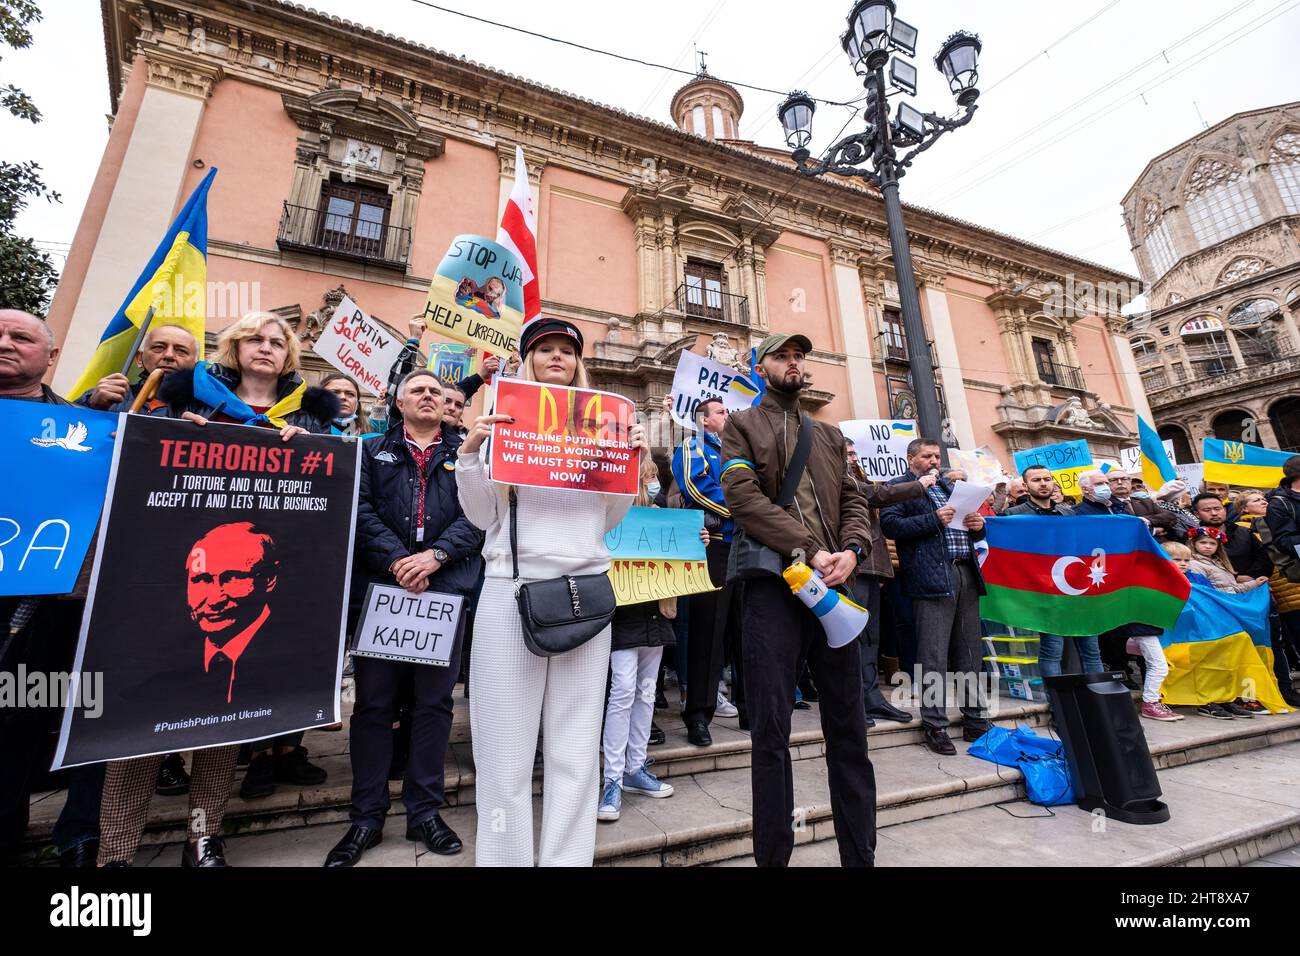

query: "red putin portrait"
(186, 522), (279, 705)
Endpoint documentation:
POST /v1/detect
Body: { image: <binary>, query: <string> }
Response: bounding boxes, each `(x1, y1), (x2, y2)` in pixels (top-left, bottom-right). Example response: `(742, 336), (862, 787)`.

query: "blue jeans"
(1038, 634), (1103, 678)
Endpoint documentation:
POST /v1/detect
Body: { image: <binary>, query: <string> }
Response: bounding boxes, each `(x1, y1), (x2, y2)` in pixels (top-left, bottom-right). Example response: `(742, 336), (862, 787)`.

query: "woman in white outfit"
(456, 317), (644, 866)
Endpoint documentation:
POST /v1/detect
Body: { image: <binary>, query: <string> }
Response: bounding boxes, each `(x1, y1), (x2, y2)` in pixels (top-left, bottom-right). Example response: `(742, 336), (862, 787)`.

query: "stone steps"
(66, 705), (1300, 868)
(22, 687), (1051, 850)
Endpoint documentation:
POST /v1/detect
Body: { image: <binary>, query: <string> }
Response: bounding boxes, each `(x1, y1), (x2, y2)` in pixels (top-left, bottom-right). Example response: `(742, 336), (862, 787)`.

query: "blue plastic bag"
(968, 723), (1075, 806)
(1018, 752), (1075, 806)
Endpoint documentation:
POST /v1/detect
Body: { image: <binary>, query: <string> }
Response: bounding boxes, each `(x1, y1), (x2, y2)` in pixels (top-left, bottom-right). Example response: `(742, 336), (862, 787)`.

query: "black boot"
(156, 753), (190, 796)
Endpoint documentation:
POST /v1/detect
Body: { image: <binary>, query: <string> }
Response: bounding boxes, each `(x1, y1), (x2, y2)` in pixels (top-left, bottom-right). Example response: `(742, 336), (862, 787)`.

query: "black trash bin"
(1045, 672), (1170, 825)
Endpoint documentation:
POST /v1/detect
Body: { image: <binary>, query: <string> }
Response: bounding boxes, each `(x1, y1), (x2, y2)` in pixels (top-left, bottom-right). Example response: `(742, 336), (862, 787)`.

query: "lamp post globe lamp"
(781, 2), (983, 457)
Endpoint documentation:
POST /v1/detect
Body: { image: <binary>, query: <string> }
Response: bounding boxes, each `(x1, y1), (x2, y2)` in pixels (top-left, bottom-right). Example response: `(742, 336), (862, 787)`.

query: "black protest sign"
(53, 415), (360, 769)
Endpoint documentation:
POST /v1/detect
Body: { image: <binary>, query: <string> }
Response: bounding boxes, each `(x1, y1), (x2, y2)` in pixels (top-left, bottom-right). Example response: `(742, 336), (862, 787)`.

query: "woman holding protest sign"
(155, 314), (336, 799)
(456, 316), (647, 866)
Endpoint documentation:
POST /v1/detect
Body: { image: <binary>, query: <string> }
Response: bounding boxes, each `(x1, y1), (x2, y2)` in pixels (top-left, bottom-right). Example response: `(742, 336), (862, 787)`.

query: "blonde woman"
(158, 312), (339, 436)
(456, 317), (647, 866)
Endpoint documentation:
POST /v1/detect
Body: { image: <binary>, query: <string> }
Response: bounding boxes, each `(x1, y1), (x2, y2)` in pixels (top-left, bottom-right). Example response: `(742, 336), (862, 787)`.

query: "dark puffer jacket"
(611, 601), (676, 651)
(352, 423), (484, 604)
(156, 364), (339, 434)
(878, 474), (987, 599)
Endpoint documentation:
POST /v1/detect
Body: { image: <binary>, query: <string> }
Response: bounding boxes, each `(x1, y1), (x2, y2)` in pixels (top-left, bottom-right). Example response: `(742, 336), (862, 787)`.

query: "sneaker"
(1236, 698), (1268, 714)
(1219, 701), (1256, 718)
(715, 690), (738, 718)
(597, 779), (622, 821)
(647, 721), (666, 746)
(1196, 703), (1235, 720)
(1140, 701), (1183, 722)
(622, 762), (674, 798)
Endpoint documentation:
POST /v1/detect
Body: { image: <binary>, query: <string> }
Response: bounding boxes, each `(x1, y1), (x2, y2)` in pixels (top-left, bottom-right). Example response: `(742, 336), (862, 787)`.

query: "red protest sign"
(488, 378), (638, 495)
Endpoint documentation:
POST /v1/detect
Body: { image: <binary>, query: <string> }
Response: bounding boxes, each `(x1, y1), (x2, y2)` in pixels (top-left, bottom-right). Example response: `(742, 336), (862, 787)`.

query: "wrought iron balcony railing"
(276, 201), (412, 271)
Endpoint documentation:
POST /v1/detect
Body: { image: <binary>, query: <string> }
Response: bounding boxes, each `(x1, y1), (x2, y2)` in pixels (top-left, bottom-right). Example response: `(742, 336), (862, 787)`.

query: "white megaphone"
(782, 563), (869, 648)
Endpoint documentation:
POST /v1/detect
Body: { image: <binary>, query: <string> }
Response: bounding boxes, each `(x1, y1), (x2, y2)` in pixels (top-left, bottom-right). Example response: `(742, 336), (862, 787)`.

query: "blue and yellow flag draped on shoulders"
(69, 168), (217, 401)
(1159, 582), (1289, 712)
(1203, 437), (1293, 488)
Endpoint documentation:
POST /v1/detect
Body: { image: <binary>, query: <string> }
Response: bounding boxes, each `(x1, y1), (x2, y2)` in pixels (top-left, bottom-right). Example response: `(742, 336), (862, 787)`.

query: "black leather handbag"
(509, 489), (617, 657)
(726, 413), (813, 583)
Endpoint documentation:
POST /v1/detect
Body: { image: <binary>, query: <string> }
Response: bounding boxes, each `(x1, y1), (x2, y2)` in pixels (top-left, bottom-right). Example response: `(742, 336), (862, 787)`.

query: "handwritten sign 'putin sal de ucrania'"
(351, 583), (465, 666)
(314, 295), (407, 396)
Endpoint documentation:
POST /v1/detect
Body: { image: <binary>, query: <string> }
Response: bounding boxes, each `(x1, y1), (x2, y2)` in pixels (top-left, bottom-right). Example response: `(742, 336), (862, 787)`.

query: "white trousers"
(1133, 635), (1169, 703)
(469, 577), (611, 867)
(602, 646), (663, 782)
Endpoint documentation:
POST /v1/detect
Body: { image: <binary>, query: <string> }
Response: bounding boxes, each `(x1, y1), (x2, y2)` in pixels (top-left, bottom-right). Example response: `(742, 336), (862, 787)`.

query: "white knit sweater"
(455, 447), (634, 580)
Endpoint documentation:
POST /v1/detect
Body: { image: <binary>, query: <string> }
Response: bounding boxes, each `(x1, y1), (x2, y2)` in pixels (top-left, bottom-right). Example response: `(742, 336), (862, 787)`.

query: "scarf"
(193, 361), (306, 429)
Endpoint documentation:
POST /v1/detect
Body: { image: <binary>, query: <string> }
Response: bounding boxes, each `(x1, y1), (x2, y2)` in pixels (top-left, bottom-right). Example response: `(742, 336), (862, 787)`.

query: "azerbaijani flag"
(69, 168), (216, 401)
(1137, 414), (1177, 491)
(1203, 437), (1294, 488)
(1160, 582), (1289, 712)
(979, 515), (1190, 636)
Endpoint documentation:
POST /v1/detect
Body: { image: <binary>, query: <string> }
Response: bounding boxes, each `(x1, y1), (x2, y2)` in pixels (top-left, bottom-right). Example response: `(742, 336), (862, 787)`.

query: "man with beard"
(721, 333), (875, 867)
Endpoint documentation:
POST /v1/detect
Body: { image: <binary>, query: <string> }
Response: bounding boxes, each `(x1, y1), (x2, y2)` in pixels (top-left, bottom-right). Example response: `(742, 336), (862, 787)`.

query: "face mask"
(1132, 490), (1150, 499)
(1092, 485), (1112, 502)
(647, 482), (661, 497)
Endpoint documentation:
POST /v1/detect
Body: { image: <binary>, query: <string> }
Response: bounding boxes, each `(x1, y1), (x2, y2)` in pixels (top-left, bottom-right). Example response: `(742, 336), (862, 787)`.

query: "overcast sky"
(5, 0), (1299, 278)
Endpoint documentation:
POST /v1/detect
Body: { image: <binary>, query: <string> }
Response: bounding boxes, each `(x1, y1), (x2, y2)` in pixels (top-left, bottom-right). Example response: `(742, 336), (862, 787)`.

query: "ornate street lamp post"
(779, 1), (982, 449)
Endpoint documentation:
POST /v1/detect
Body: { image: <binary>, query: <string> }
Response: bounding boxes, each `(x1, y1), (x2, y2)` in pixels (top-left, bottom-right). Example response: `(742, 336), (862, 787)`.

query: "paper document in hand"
(946, 479), (992, 526)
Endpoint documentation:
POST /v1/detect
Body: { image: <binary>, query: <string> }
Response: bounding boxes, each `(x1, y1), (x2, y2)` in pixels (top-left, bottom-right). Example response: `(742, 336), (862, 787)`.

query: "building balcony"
(674, 282), (749, 325)
(1037, 362), (1087, 391)
(1145, 352), (1300, 407)
(875, 331), (937, 368)
(275, 201), (412, 271)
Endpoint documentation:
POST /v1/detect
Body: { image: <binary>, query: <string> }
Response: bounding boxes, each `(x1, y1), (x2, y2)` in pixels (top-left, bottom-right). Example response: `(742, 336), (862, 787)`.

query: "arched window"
(1130, 336), (1159, 359)
(1212, 409), (1252, 443)
(1183, 157), (1264, 246)
(1158, 425), (1194, 465)
(1228, 297), (1279, 328)
(1140, 200), (1176, 278)
(1271, 396), (1300, 453)
(1271, 131), (1300, 214)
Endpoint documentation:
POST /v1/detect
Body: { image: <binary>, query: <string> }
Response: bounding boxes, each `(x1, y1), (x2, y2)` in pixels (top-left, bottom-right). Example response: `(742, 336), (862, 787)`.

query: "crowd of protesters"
(4, 306), (1300, 869)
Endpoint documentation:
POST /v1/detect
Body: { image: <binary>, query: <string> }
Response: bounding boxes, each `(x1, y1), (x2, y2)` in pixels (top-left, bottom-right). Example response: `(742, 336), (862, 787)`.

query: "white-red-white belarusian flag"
(496, 145), (540, 324)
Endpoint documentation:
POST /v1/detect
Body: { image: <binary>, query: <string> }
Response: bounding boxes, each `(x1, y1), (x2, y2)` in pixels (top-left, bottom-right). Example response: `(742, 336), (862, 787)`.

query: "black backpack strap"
(776, 414), (814, 509)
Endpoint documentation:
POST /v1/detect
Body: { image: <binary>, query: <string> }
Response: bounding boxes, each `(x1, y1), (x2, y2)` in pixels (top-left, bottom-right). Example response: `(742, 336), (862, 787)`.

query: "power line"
(980, 0), (1126, 96)
(404, 0), (861, 106)
(635, 0), (729, 114)
(918, 0), (1262, 206)
(922, 0), (1297, 207)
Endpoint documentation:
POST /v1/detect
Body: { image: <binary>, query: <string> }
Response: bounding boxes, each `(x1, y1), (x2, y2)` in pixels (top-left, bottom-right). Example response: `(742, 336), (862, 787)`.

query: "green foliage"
(0, 1), (58, 314)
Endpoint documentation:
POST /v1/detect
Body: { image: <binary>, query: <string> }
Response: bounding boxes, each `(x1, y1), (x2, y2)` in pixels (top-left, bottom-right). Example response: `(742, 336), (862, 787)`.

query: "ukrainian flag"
(69, 168), (217, 401)
(891, 421), (915, 437)
(1160, 582), (1289, 712)
(1137, 415), (1177, 490)
(1202, 437), (1294, 488)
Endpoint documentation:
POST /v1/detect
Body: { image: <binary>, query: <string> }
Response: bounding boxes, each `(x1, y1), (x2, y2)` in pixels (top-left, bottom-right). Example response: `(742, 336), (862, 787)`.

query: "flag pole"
(119, 306), (156, 377)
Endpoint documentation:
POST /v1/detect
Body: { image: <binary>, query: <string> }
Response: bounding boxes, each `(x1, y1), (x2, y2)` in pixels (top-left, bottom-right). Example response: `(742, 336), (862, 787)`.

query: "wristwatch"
(844, 544), (865, 564)
(432, 548), (449, 563)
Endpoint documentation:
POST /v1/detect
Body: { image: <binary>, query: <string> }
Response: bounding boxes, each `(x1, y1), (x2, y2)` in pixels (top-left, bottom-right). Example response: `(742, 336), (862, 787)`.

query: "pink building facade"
(50, 0), (1150, 465)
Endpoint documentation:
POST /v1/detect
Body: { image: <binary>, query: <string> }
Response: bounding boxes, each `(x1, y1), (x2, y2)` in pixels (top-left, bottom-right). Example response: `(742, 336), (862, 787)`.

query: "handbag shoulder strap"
(776, 414), (814, 509)
(508, 487), (520, 583)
